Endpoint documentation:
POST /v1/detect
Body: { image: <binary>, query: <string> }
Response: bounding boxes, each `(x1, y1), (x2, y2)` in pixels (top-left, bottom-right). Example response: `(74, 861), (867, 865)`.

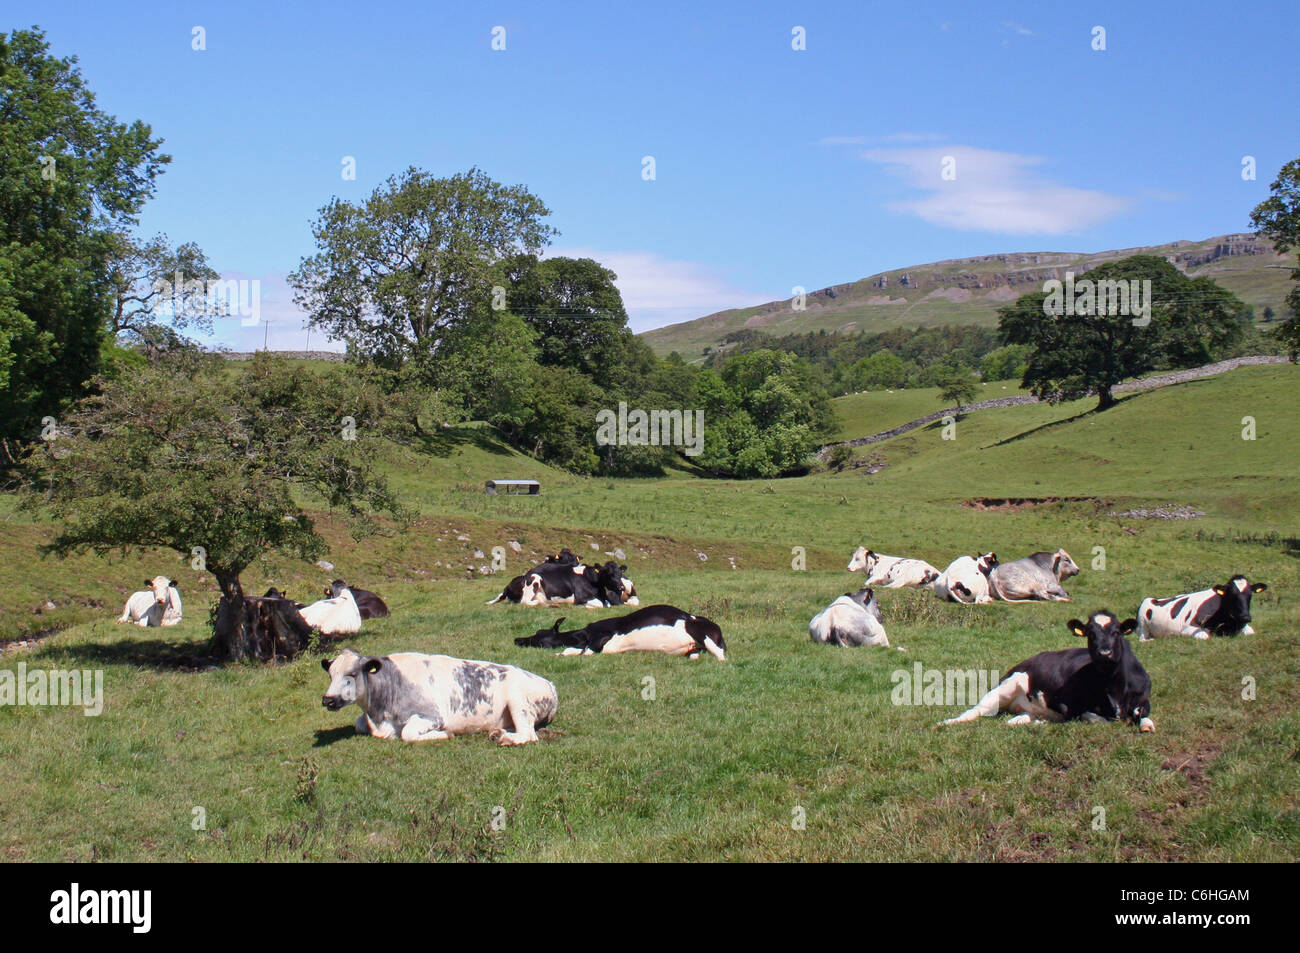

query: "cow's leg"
(491, 693), (541, 746)
(365, 715), (396, 739)
(1241, 624), (1255, 635)
(941, 673), (1029, 725)
(1005, 713), (1034, 725)
(399, 715), (452, 742)
(1139, 717), (1156, 733)
(354, 715), (371, 735)
(554, 646), (590, 656)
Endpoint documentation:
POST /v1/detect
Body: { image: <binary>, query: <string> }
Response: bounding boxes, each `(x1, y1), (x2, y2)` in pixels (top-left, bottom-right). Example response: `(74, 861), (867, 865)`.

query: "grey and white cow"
(321, 648), (557, 745)
(809, 587), (891, 647)
(847, 548), (940, 588)
(989, 549), (1080, 602)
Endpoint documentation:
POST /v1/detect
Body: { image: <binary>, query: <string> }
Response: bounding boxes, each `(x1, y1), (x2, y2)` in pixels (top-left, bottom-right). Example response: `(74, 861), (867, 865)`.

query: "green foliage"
(935, 370), (978, 410)
(1250, 157), (1300, 361)
(0, 28), (170, 451)
(999, 256), (1248, 409)
(693, 350), (834, 478)
(23, 354), (412, 649)
(980, 343), (1032, 382)
(289, 166), (555, 376)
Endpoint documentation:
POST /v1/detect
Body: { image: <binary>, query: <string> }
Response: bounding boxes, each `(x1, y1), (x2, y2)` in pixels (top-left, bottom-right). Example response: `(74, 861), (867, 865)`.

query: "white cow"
(932, 553), (998, 604)
(321, 649), (558, 745)
(118, 576), (182, 627)
(300, 585), (362, 635)
(809, 587), (891, 647)
(847, 548), (940, 588)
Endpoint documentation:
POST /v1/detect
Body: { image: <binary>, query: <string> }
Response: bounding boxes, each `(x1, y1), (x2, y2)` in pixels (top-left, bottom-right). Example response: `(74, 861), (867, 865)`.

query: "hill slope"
(643, 233), (1294, 360)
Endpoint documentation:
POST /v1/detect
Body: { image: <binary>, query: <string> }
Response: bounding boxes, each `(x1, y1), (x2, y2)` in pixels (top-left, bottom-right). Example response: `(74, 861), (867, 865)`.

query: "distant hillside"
(641, 233), (1293, 360)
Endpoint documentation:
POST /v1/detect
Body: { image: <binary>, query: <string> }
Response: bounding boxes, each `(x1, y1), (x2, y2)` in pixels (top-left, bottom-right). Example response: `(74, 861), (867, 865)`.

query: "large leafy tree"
(498, 254), (628, 376)
(24, 353), (411, 661)
(289, 167), (555, 376)
(0, 28), (170, 459)
(1250, 158), (1300, 360)
(999, 256), (1246, 409)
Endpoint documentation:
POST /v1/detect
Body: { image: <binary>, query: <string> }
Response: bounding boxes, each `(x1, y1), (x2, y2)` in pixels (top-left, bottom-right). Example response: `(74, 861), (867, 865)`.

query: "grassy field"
(1, 364), (1297, 861)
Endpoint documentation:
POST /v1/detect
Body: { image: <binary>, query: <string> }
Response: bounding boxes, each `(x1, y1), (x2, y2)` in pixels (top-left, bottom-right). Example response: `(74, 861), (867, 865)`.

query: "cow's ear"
(362, 658), (382, 674)
(553, 618), (565, 631)
(1119, 618), (1138, 635)
(619, 564), (627, 572)
(320, 658), (334, 672)
(144, 579), (152, 587)
(1067, 620), (1087, 638)
(1213, 585), (1228, 596)
(1252, 582), (1268, 593)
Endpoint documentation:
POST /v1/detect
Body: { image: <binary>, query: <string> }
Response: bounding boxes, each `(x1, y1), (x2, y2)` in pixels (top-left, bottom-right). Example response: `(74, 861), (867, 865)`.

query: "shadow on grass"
(313, 726), (359, 747)
(412, 424), (514, 459)
(44, 636), (220, 671)
(987, 393), (1139, 447)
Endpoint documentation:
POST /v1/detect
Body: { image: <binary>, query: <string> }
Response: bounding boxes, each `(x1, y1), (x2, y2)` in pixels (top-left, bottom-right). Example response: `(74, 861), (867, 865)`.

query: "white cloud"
(860, 145), (1130, 235)
(546, 247), (768, 332)
(1001, 21), (1033, 36)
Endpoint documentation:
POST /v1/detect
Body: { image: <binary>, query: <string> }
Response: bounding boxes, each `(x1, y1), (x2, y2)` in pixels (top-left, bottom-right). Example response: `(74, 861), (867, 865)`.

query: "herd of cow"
(115, 543), (1268, 746)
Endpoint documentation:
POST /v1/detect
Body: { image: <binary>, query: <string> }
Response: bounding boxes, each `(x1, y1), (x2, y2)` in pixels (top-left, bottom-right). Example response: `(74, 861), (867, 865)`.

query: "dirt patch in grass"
(961, 496), (1105, 512)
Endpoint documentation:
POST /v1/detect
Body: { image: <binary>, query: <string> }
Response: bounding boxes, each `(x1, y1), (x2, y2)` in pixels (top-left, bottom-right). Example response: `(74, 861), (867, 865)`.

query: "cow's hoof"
(1139, 718), (1156, 733)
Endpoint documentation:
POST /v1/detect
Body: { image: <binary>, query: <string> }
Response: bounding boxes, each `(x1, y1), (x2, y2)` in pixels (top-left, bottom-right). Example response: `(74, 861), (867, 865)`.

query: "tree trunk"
(210, 569), (252, 661)
(1096, 384), (1116, 411)
(210, 568), (317, 663)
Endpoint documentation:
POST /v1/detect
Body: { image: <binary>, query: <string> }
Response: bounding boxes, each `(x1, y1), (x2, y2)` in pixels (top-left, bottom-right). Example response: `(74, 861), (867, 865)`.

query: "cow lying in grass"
(847, 548), (940, 588)
(323, 579), (389, 619)
(939, 611), (1154, 732)
(300, 584), (362, 635)
(118, 576), (182, 627)
(932, 553), (998, 604)
(809, 587), (891, 647)
(321, 648), (557, 745)
(516, 605), (726, 660)
(1136, 575), (1267, 640)
(989, 549), (1080, 602)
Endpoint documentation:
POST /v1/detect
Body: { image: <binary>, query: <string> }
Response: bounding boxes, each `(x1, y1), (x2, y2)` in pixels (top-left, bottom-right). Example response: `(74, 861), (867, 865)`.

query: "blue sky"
(9, 1), (1297, 348)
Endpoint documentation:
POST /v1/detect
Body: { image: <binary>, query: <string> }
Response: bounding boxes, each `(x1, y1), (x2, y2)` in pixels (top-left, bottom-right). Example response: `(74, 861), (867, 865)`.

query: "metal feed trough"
(485, 479), (540, 496)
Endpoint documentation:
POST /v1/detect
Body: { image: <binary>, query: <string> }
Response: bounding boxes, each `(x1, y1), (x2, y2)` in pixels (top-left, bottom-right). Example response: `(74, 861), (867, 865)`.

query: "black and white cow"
(486, 549), (599, 605)
(809, 587), (891, 647)
(940, 610), (1154, 731)
(324, 579), (389, 619)
(847, 548), (940, 588)
(989, 549), (1080, 602)
(517, 560), (628, 608)
(516, 605), (726, 660)
(932, 553), (998, 604)
(1136, 575), (1267, 641)
(321, 648), (558, 745)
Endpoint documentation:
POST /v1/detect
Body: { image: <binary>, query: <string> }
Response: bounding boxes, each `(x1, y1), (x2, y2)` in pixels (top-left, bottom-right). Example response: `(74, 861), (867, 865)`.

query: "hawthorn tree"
(24, 353), (412, 661)
(936, 371), (978, 412)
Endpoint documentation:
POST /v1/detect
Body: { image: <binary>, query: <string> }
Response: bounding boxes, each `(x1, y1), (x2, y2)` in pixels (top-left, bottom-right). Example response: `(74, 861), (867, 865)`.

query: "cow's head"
(1052, 549), (1080, 580)
(595, 561), (628, 602)
(1209, 576), (1267, 635)
(1069, 611), (1137, 669)
(921, 568), (940, 585)
(321, 648), (382, 711)
(146, 576), (172, 606)
(847, 547), (874, 573)
(324, 579), (350, 599)
(845, 586), (876, 610)
(547, 549), (579, 566)
(975, 553), (998, 577)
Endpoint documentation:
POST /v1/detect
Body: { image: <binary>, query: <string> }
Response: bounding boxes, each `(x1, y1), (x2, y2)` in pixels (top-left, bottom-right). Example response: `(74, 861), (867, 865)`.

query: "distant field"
(1, 364), (1296, 861)
(829, 379), (1030, 442)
